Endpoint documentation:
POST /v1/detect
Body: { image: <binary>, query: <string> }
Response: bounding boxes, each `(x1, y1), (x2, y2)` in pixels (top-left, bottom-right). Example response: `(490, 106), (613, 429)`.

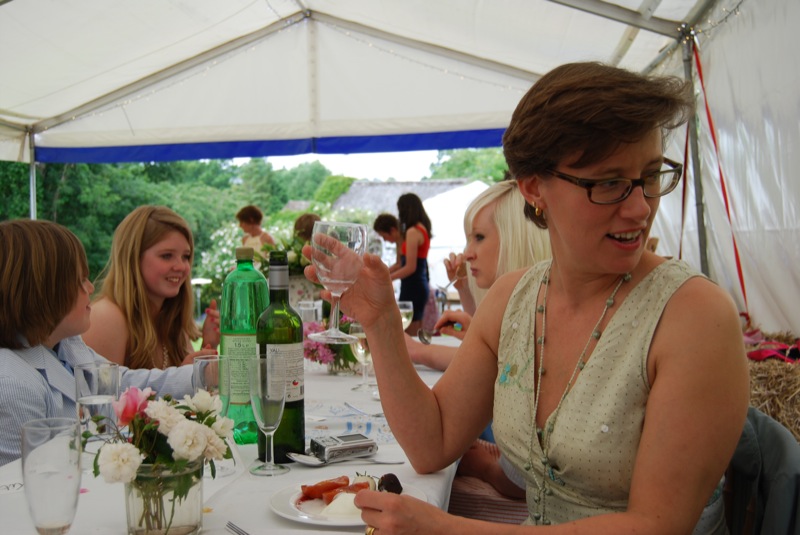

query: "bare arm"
(391, 227), (421, 281)
(404, 333), (458, 371)
(83, 299), (129, 365)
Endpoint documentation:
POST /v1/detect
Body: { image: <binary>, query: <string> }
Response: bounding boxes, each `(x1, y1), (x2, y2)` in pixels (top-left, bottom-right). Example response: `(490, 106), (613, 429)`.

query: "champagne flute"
(308, 221), (367, 344)
(349, 322), (373, 392)
(248, 356), (289, 476)
(74, 362), (119, 471)
(21, 417), (81, 535)
(397, 301), (414, 331)
(193, 355), (235, 477)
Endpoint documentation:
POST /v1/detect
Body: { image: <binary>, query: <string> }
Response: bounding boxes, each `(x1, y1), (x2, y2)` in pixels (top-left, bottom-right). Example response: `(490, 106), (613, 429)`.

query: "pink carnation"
(113, 386), (154, 426)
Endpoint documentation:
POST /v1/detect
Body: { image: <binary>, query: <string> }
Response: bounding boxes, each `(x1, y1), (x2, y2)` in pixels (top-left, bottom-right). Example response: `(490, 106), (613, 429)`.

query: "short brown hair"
(293, 213), (321, 242)
(0, 219), (88, 348)
(503, 61), (693, 228)
(236, 205), (263, 225)
(373, 213), (399, 234)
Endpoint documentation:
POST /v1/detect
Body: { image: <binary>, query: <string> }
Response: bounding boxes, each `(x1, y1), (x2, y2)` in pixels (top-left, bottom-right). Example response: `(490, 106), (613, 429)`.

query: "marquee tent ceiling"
(0, 0), (713, 163)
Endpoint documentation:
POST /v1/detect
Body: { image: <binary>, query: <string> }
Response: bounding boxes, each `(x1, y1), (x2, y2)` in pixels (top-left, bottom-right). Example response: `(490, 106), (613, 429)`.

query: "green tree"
(428, 148), (507, 183)
(313, 175), (356, 204)
(281, 161), (329, 200)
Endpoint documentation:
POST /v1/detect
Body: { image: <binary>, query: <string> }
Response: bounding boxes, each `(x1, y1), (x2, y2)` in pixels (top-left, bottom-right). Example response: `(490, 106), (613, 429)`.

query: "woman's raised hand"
(302, 243), (395, 330)
(201, 299), (220, 349)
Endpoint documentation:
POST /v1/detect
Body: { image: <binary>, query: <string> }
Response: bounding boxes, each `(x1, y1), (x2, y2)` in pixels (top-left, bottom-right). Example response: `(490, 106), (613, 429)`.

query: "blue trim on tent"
(34, 129), (506, 163)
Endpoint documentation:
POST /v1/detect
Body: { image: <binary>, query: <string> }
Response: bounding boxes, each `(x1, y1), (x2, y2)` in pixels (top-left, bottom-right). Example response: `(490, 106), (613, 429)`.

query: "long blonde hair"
(463, 180), (551, 306)
(95, 205), (199, 368)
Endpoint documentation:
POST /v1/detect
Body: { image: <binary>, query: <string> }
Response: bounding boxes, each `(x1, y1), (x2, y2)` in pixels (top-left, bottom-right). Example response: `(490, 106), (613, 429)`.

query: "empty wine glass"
(74, 362), (119, 471)
(193, 355), (235, 477)
(397, 301), (414, 331)
(22, 417), (81, 535)
(437, 261), (468, 311)
(308, 221), (368, 344)
(248, 357), (289, 476)
(349, 322), (373, 392)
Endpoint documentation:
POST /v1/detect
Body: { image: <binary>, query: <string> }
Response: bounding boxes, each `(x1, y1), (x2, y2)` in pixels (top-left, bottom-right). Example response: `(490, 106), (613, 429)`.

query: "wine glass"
(21, 417), (81, 534)
(437, 261), (468, 311)
(193, 355), (235, 477)
(397, 301), (414, 331)
(308, 221), (368, 344)
(74, 362), (119, 471)
(349, 322), (373, 392)
(248, 357), (289, 476)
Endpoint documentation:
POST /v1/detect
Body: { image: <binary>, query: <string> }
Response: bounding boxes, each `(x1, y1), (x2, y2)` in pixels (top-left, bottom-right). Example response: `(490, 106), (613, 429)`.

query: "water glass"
(193, 355), (235, 477)
(249, 356), (288, 476)
(74, 362), (119, 470)
(21, 417), (81, 534)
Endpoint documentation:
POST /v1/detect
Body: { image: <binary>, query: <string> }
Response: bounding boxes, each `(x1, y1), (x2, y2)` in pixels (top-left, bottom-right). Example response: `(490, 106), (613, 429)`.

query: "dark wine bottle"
(220, 247), (269, 445)
(257, 250), (305, 463)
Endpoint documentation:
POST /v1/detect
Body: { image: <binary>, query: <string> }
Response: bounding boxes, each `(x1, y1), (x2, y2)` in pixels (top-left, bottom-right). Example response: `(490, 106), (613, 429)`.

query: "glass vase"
(124, 459), (204, 535)
(327, 359), (357, 376)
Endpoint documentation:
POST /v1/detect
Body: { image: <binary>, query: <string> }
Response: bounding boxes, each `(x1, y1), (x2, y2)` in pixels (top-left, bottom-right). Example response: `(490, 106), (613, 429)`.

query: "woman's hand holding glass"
(21, 417), (82, 535)
(307, 221), (367, 344)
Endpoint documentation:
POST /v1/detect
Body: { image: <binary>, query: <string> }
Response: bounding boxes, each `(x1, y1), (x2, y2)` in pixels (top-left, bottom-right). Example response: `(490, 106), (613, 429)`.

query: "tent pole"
(28, 130), (37, 220)
(681, 32), (709, 276)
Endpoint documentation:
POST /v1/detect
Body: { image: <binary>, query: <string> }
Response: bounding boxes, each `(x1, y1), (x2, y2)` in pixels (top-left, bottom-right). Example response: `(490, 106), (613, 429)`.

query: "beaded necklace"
(525, 266), (631, 525)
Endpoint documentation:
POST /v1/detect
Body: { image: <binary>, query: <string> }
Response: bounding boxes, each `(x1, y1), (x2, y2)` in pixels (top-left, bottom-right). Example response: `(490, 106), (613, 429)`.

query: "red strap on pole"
(692, 39), (749, 310)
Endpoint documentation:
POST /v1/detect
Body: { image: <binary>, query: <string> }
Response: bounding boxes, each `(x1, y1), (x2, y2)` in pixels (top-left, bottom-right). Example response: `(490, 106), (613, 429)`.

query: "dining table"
(0, 337), (460, 534)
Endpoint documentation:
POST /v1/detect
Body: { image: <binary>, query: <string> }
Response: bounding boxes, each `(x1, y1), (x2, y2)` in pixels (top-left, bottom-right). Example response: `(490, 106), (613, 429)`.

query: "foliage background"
(0, 148), (505, 312)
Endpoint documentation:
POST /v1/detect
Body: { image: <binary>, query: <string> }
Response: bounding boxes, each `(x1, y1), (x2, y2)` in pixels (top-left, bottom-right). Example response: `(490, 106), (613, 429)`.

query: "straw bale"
(747, 358), (800, 443)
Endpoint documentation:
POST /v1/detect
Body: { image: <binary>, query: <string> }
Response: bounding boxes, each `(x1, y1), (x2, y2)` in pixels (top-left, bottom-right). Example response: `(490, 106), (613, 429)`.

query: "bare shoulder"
(85, 299), (130, 364)
(651, 275), (746, 370)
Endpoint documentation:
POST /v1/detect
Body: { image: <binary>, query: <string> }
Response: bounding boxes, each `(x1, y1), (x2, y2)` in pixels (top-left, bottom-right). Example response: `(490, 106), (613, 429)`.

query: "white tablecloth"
(0, 357), (455, 534)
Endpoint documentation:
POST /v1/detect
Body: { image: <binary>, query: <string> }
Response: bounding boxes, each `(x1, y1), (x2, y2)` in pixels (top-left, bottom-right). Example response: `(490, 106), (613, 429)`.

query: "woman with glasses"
(307, 62), (749, 533)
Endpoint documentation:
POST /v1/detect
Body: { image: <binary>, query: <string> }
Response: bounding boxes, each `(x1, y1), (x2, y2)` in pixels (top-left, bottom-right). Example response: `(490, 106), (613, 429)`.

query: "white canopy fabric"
(1, 0), (798, 334)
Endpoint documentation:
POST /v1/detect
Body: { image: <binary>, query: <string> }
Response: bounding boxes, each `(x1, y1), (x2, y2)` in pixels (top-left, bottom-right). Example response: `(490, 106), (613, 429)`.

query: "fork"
(344, 401), (384, 418)
(226, 521), (249, 535)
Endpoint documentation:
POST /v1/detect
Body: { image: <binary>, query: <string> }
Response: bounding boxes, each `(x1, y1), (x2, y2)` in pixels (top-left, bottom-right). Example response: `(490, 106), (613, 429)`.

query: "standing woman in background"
(235, 205), (275, 266)
(391, 193), (433, 335)
(83, 205), (219, 369)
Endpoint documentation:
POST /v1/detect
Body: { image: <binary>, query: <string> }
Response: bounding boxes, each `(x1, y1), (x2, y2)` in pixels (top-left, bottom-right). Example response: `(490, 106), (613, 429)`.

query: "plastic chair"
(724, 406), (800, 534)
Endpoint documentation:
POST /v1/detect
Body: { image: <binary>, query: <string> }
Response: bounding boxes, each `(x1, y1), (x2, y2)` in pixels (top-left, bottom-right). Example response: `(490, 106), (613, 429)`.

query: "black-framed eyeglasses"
(545, 158), (683, 205)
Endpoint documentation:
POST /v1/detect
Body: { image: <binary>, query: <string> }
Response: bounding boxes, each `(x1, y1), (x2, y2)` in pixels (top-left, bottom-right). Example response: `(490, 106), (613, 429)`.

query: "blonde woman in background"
(84, 206), (219, 369)
(407, 180), (551, 371)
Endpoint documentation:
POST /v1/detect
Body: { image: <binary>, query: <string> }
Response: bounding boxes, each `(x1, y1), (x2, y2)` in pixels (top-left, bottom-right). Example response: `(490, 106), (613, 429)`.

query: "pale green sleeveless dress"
(493, 259), (726, 532)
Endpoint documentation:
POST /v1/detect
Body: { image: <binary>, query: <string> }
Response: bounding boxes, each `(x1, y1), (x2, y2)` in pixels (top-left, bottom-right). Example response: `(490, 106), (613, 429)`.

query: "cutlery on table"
(344, 401), (384, 418)
(226, 521), (250, 535)
(287, 452), (405, 467)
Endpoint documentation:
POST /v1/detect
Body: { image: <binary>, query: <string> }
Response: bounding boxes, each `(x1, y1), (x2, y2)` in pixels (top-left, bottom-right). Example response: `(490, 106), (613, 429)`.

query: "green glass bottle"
(220, 247), (269, 445)
(257, 250), (305, 463)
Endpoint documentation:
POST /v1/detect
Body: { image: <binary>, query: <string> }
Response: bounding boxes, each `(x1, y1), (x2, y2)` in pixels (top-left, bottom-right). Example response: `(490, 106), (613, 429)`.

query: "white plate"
(269, 482), (426, 527)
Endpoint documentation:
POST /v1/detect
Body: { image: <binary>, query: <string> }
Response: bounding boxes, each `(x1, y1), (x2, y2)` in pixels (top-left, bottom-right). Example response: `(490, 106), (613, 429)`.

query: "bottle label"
(264, 343), (305, 402)
(221, 334), (256, 406)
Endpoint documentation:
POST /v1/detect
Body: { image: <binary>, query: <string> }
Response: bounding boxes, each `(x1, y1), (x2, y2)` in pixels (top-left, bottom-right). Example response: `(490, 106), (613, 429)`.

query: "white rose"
(211, 415), (234, 439)
(167, 420), (208, 461)
(145, 400), (186, 435)
(184, 389), (220, 415)
(287, 250), (298, 264)
(97, 443), (143, 483)
(201, 426), (228, 461)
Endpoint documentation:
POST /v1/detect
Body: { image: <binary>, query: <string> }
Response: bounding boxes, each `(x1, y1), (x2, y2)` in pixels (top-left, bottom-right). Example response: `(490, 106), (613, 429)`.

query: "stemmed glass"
(349, 322), (373, 392)
(437, 262), (468, 311)
(21, 417), (82, 534)
(193, 355), (235, 477)
(74, 362), (119, 471)
(397, 301), (414, 331)
(308, 221), (368, 344)
(248, 356), (289, 476)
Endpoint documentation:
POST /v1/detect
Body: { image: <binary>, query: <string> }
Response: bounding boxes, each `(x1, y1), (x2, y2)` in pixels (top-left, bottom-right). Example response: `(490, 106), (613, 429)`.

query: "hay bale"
(748, 358), (800, 442)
